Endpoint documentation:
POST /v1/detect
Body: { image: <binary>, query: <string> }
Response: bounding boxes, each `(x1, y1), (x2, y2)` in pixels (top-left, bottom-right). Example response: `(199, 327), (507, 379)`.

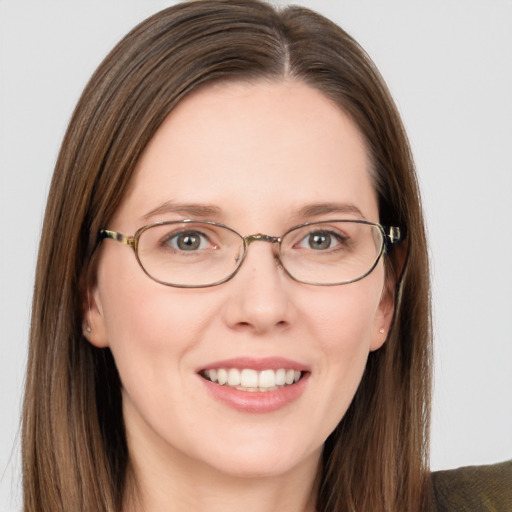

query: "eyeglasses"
(98, 219), (401, 288)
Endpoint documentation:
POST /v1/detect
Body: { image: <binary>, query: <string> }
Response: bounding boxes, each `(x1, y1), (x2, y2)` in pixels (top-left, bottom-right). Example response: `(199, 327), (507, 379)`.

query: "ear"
(80, 268), (109, 348)
(370, 281), (395, 352)
(370, 241), (407, 351)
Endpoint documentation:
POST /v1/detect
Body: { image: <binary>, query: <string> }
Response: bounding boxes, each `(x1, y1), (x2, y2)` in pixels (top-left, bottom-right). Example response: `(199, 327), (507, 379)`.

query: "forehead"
(112, 80), (377, 230)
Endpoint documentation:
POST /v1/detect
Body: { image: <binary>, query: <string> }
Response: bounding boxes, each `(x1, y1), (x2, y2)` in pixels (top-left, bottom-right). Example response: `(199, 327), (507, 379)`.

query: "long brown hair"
(23, 1), (432, 511)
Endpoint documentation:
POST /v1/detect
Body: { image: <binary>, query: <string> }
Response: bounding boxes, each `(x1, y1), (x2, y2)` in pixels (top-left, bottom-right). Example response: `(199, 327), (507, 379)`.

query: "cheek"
(96, 256), (221, 385)
(98, 281), (225, 441)
(101, 288), (213, 354)
(312, 289), (378, 389)
(303, 273), (384, 429)
(309, 276), (383, 352)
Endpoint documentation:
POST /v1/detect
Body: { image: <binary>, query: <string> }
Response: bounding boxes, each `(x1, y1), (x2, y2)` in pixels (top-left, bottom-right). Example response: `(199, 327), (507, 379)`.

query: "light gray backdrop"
(1, 1), (511, 511)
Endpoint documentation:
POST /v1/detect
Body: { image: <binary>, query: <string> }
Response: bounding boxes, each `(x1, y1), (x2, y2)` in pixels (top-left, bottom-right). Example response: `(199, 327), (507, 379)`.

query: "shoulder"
(431, 460), (512, 512)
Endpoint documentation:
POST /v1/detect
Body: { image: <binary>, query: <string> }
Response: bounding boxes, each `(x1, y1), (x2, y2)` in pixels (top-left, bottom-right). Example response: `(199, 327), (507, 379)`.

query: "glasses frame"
(98, 219), (402, 288)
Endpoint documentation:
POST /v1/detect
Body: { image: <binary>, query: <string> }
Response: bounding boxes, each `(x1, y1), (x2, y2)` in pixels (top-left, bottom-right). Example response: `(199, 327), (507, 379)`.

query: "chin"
(192, 435), (322, 480)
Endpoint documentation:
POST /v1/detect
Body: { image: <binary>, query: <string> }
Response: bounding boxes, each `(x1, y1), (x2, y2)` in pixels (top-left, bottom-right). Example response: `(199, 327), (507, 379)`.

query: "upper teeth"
(202, 368), (302, 391)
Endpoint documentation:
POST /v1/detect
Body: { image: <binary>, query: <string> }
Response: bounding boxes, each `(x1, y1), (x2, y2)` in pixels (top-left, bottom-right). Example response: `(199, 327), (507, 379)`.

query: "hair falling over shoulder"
(22, 1), (433, 511)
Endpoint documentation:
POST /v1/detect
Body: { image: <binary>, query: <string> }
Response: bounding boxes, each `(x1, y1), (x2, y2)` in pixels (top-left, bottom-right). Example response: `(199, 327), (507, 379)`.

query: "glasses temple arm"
(384, 226), (402, 246)
(98, 229), (135, 247)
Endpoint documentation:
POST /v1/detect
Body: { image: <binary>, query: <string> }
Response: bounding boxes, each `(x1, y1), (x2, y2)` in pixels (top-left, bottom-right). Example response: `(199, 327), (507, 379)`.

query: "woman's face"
(86, 80), (393, 481)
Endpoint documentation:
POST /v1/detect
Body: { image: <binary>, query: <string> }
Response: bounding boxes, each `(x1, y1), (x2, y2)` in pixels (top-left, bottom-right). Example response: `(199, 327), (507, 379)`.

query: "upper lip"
(197, 356), (310, 372)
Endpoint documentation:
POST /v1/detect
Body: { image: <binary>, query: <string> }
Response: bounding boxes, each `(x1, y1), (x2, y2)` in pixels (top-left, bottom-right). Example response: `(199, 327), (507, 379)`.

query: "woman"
(20, 1), (509, 511)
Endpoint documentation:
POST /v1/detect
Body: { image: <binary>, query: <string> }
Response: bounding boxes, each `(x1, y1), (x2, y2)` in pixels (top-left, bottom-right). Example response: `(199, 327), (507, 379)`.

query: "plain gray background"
(1, 1), (511, 510)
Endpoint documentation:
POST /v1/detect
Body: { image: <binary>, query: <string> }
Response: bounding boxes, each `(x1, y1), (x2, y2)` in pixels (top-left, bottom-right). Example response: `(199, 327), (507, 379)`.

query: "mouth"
(199, 368), (305, 392)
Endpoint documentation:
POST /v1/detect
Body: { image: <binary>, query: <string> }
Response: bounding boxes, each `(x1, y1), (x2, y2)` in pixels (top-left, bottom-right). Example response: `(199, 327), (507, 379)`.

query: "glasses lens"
(280, 221), (384, 285)
(136, 222), (244, 287)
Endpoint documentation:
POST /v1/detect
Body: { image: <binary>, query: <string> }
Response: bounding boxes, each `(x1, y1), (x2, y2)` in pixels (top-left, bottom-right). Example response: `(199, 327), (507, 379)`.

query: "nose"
(222, 240), (292, 334)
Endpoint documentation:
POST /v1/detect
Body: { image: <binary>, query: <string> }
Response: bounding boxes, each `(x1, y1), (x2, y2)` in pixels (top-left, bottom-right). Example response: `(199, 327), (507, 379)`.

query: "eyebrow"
(142, 201), (223, 222)
(142, 200), (366, 223)
(296, 202), (367, 220)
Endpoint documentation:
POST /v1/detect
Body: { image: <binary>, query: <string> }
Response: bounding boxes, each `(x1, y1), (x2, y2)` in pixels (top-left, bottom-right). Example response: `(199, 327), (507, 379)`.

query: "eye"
(297, 230), (346, 251)
(163, 230), (212, 251)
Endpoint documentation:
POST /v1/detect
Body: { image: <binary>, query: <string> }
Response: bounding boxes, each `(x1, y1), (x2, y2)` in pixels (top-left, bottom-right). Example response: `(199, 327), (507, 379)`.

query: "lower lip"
(199, 373), (310, 413)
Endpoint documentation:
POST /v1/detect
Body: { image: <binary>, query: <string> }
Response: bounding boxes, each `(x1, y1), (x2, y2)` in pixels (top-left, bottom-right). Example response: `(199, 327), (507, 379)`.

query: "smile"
(200, 368), (303, 392)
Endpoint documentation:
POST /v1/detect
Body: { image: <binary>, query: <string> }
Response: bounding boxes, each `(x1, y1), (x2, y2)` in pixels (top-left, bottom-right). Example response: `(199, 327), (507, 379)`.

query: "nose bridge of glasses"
(243, 234), (282, 248)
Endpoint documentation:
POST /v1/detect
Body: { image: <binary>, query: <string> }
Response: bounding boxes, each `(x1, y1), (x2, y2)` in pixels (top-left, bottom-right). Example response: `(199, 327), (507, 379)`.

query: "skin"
(85, 80), (394, 512)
